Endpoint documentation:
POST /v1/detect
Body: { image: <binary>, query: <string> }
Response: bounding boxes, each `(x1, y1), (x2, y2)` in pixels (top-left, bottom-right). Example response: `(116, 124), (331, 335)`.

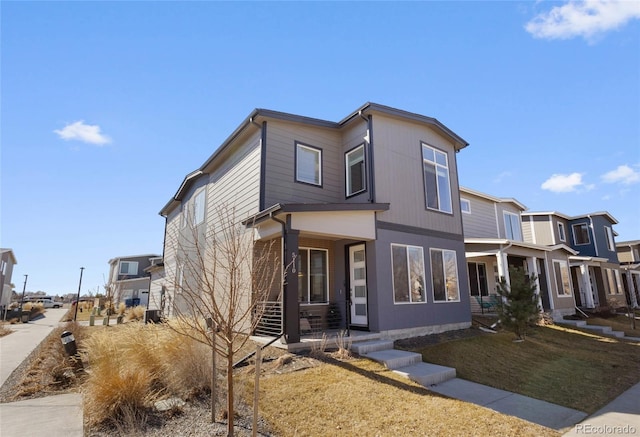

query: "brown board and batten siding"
(523, 214), (557, 246)
(461, 193), (500, 239)
(371, 114), (463, 235)
(263, 120), (343, 207)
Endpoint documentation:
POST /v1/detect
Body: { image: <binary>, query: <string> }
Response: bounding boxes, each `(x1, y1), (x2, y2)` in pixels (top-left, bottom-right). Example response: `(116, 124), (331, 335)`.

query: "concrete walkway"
(0, 309), (84, 437)
(563, 382), (640, 436)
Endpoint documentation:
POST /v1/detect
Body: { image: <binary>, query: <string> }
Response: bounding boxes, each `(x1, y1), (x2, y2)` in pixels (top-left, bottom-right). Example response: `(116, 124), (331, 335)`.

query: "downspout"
(358, 110), (376, 203)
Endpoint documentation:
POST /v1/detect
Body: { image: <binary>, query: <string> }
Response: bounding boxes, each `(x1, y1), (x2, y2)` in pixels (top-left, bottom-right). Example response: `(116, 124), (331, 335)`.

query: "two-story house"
(106, 254), (160, 308)
(159, 103), (473, 345)
(460, 188), (577, 320)
(1, 249), (17, 312)
(616, 240), (640, 308)
(521, 211), (625, 311)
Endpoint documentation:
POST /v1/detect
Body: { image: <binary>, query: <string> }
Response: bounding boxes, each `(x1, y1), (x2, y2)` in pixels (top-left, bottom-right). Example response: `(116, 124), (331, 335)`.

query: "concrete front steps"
(561, 319), (626, 338)
(351, 340), (456, 386)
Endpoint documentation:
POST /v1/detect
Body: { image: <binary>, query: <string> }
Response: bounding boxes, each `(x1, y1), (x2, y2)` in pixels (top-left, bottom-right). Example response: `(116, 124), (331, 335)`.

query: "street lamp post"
(73, 267), (85, 322)
(19, 274), (28, 309)
(19, 275), (28, 322)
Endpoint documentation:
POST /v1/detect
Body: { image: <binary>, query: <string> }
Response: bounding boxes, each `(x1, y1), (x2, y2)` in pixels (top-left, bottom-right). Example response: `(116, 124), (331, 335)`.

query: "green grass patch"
(406, 325), (640, 414)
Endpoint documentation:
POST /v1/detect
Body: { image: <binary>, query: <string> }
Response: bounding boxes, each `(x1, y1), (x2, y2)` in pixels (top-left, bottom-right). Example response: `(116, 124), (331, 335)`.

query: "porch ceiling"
(247, 204), (389, 241)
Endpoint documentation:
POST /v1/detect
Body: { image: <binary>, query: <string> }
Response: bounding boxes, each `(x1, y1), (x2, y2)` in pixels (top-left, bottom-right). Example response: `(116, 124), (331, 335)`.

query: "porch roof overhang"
(568, 255), (611, 266)
(464, 238), (578, 257)
(243, 202), (390, 241)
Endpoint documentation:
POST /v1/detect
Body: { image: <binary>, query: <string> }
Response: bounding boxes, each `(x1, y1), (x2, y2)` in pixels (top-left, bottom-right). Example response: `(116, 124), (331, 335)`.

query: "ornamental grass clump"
(82, 322), (212, 432)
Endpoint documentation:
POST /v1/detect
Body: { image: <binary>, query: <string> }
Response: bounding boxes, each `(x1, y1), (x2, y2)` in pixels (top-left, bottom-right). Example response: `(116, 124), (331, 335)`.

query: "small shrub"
(125, 305), (146, 322)
(495, 267), (540, 341)
(309, 333), (328, 358)
(334, 330), (352, 360)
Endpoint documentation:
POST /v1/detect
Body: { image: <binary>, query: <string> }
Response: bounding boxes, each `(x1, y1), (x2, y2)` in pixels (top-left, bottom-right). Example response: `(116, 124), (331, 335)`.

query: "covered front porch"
(244, 202), (389, 345)
(465, 239), (577, 320)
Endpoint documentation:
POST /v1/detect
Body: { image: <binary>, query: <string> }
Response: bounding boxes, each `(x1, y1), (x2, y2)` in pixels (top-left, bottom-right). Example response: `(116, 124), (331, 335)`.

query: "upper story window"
(572, 223), (590, 245)
(634, 248), (640, 261)
(296, 143), (322, 186)
(391, 244), (426, 304)
(422, 143), (452, 214)
(557, 222), (566, 242)
(605, 226), (615, 251)
(503, 211), (523, 241)
(193, 190), (206, 226)
(345, 144), (366, 196)
(460, 199), (471, 214)
(119, 261), (139, 276)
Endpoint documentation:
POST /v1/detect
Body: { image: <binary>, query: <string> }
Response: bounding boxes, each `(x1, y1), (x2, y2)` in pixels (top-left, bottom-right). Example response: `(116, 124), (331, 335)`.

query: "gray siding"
(370, 226), (470, 333)
(372, 115), (463, 236)
(461, 193), (499, 238)
(263, 120), (343, 206)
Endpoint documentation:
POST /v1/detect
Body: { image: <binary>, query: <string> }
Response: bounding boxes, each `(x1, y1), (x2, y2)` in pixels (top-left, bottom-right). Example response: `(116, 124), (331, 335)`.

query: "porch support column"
(527, 257), (543, 311)
(496, 249), (509, 287)
(579, 263), (595, 308)
(282, 225), (300, 344)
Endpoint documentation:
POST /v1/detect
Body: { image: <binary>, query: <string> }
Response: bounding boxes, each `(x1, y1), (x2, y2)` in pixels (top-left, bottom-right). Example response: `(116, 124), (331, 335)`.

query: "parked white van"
(35, 297), (62, 309)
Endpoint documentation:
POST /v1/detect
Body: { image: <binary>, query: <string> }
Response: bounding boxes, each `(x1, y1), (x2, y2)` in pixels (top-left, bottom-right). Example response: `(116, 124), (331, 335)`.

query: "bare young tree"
(163, 203), (283, 436)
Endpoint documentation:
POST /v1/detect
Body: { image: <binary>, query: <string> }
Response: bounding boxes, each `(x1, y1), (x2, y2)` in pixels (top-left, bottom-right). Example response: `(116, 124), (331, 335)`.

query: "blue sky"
(2, 1), (639, 296)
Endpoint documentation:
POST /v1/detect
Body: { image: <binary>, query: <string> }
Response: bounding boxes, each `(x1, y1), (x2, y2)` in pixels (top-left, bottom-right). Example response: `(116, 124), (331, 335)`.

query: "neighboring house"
(0, 249), (17, 310)
(145, 256), (168, 314)
(521, 211), (625, 311)
(106, 254), (160, 307)
(159, 103), (473, 345)
(616, 240), (640, 308)
(460, 188), (577, 320)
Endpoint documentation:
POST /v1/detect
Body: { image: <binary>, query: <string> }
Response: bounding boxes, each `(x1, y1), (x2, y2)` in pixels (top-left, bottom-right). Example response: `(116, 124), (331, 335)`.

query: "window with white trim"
(119, 261), (139, 276)
(605, 268), (622, 295)
(296, 143), (322, 186)
(298, 248), (328, 303)
(345, 144), (366, 196)
(193, 189), (206, 226)
(391, 244), (426, 303)
(557, 222), (566, 242)
(605, 226), (615, 251)
(552, 260), (571, 296)
(460, 199), (471, 214)
(572, 223), (590, 245)
(431, 248), (460, 302)
(504, 211), (523, 241)
(422, 143), (452, 213)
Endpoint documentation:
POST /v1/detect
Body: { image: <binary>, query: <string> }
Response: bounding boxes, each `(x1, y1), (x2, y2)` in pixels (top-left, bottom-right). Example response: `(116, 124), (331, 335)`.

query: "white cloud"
(525, 0), (640, 41)
(601, 164), (640, 184)
(492, 171), (512, 184)
(54, 121), (111, 145)
(541, 172), (586, 192)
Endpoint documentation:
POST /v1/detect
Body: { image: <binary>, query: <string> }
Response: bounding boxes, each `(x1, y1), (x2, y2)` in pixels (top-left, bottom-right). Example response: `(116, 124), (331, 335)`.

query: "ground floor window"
(298, 248), (328, 303)
(553, 260), (571, 296)
(391, 244), (426, 303)
(431, 248), (460, 302)
(467, 262), (488, 297)
(605, 268), (622, 295)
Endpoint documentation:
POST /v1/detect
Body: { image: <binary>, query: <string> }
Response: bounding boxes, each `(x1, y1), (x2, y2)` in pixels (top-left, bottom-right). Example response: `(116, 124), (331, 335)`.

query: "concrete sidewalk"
(563, 382), (640, 436)
(0, 309), (84, 437)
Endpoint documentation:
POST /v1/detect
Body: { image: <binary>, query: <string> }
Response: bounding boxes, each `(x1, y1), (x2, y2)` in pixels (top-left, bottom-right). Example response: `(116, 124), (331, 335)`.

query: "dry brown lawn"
(408, 324), (640, 414)
(248, 357), (559, 437)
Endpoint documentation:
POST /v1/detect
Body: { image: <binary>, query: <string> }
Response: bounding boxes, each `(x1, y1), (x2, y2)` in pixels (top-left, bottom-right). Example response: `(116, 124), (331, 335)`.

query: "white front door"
(349, 244), (368, 326)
